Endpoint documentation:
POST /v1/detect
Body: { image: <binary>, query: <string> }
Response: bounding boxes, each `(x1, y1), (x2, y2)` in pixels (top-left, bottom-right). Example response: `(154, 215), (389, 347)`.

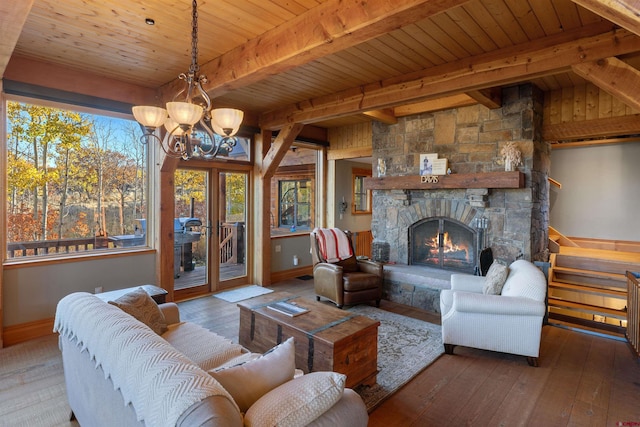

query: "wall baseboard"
(3, 317), (55, 347)
(271, 266), (313, 283)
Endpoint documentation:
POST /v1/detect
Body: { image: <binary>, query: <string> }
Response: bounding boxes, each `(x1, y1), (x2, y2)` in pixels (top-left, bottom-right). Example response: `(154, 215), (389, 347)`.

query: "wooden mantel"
(364, 171), (525, 190)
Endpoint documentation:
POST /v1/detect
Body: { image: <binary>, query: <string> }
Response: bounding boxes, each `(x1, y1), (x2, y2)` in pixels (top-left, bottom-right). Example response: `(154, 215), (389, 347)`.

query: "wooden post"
(159, 155), (179, 302)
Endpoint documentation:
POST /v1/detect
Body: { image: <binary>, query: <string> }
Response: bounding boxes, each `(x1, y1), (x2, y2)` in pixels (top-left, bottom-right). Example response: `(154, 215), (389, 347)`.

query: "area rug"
(212, 285), (273, 303)
(348, 305), (444, 412)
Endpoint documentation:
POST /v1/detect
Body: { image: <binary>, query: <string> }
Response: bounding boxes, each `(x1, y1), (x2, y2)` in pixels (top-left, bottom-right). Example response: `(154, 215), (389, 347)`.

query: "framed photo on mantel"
(420, 153), (448, 175)
(419, 153), (438, 175)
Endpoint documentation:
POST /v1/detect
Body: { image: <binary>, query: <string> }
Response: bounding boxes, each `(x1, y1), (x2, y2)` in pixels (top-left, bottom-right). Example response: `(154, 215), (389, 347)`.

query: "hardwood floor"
(183, 279), (640, 426)
(1, 278), (638, 426)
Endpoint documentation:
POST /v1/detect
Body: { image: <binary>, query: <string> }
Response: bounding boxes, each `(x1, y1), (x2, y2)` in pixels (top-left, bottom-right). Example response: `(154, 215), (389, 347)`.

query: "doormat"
(348, 305), (444, 412)
(296, 275), (314, 280)
(212, 285), (273, 303)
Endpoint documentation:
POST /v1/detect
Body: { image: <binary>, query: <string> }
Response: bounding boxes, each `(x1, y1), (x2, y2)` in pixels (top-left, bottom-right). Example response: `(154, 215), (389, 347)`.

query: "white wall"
(550, 142), (640, 241)
(270, 235), (313, 271)
(334, 160), (372, 232)
(3, 252), (156, 326)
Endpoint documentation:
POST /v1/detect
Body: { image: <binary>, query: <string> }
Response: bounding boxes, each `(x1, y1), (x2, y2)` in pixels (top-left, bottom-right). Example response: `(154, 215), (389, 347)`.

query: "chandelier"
(132, 0), (244, 160)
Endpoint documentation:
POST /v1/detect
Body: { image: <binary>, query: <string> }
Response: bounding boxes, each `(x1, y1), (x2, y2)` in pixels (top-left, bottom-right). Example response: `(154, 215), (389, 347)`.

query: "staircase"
(547, 228), (640, 338)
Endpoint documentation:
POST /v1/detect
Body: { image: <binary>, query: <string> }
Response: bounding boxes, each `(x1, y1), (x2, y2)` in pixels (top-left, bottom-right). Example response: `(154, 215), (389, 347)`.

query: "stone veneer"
(370, 84), (551, 313)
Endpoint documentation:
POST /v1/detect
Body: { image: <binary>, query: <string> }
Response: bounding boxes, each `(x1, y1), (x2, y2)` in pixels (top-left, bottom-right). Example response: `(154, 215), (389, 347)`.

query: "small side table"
(95, 284), (168, 304)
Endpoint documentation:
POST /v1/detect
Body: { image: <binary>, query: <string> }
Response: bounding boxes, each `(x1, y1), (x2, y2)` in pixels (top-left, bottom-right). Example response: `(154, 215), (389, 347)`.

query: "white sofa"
(54, 291), (368, 427)
(439, 260), (547, 366)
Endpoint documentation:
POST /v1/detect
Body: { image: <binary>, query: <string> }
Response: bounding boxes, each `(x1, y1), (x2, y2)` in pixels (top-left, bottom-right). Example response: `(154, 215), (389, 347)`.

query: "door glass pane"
(174, 169), (208, 290)
(219, 172), (247, 282)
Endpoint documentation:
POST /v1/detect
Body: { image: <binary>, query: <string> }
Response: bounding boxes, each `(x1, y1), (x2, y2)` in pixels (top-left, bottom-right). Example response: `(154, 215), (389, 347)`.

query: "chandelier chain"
(190, 0), (200, 76)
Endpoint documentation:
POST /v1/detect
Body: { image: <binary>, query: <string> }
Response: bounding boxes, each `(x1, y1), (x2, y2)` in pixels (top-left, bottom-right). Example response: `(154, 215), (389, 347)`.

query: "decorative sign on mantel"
(421, 175), (439, 183)
(364, 171), (525, 191)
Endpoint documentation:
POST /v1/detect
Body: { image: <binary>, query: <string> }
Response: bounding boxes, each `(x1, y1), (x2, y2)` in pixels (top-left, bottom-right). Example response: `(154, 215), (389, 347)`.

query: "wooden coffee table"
(238, 291), (379, 388)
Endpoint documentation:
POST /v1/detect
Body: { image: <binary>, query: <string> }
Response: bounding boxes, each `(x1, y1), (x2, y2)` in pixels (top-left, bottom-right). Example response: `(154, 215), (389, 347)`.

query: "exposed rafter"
(394, 94), (479, 117)
(159, 0), (470, 101)
(543, 114), (640, 140)
(260, 24), (639, 129)
(466, 88), (503, 110)
(362, 109), (398, 125)
(573, 0), (640, 37)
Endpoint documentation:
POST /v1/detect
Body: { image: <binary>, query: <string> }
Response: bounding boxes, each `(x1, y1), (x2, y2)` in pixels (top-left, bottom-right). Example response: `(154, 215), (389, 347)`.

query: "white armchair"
(440, 260), (547, 366)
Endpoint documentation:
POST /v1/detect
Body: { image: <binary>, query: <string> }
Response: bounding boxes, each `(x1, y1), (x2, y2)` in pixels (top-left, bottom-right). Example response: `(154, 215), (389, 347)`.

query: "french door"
(174, 166), (250, 299)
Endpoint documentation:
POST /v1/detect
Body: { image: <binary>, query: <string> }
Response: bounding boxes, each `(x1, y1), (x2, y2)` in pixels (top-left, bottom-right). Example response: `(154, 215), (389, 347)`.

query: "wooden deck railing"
(219, 222), (244, 264)
(7, 237), (114, 258)
(8, 224), (245, 265)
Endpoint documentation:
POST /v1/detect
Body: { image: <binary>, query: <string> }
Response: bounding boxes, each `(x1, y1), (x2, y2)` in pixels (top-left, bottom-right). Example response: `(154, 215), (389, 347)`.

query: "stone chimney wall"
(371, 84), (550, 264)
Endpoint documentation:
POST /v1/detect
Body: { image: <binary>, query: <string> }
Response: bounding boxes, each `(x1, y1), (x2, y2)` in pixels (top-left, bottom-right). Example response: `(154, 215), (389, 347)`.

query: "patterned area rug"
(348, 305), (443, 412)
(212, 285), (273, 303)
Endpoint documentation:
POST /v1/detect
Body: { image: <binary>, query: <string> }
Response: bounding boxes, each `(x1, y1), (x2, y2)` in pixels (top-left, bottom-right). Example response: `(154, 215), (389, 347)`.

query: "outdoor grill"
(173, 217), (202, 245)
(127, 218), (202, 277)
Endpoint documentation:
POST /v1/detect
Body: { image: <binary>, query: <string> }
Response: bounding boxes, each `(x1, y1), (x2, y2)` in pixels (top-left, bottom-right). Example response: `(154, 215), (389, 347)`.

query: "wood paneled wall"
(544, 83), (639, 125)
(327, 122), (373, 157)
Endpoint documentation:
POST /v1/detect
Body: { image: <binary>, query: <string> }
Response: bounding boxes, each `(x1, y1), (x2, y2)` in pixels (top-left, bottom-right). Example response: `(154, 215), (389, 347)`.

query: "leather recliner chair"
(310, 228), (383, 308)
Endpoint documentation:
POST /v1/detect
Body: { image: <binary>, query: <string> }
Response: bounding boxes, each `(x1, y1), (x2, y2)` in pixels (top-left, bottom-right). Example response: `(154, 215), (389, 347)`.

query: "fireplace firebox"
(409, 218), (477, 273)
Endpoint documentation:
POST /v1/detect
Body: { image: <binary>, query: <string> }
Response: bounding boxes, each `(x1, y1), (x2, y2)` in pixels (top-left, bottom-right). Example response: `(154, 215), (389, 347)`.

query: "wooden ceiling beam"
(465, 88), (502, 109)
(0, 0), (34, 77)
(363, 109), (397, 125)
(572, 57), (640, 111)
(572, 0), (640, 37)
(262, 122), (304, 179)
(543, 114), (640, 140)
(394, 94), (478, 117)
(260, 24), (640, 129)
(551, 136), (640, 149)
(159, 0), (470, 100)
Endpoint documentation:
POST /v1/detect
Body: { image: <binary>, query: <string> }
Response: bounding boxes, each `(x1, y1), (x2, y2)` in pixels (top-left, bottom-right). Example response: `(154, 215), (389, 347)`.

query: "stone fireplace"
(368, 84), (551, 313)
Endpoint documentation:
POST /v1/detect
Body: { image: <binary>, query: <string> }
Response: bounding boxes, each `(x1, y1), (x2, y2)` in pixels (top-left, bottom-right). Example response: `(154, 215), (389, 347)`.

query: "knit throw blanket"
(314, 227), (353, 263)
(54, 292), (237, 427)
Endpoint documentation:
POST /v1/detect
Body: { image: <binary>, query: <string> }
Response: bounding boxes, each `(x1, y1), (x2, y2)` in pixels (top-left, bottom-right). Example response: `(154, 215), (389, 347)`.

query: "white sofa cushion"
(244, 372), (346, 427)
(162, 322), (245, 371)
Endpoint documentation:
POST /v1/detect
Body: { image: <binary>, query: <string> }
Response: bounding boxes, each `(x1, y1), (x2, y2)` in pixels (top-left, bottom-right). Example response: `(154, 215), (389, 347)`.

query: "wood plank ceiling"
(3, 0), (640, 135)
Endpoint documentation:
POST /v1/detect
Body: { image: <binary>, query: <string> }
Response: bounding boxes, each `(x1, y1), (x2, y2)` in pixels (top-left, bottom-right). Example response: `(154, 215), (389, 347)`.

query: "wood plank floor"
(1, 278), (638, 426)
(183, 279), (640, 427)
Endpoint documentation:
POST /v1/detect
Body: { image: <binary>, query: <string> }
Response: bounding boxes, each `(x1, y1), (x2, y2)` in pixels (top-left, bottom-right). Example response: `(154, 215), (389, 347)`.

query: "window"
(5, 99), (147, 259)
(352, 168), (372, 214)
(279, 180), (311, 230)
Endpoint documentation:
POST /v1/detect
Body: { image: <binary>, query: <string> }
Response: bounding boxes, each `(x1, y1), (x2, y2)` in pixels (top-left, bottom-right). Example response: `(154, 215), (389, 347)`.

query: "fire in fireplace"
(409, 218), (477, 273)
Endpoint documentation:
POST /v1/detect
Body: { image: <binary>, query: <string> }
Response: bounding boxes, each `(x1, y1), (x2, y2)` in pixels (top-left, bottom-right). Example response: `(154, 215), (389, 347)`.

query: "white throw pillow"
(209, 337), (295, 413)
(244, 372), (346, 427)
(482, 261), (509, 295)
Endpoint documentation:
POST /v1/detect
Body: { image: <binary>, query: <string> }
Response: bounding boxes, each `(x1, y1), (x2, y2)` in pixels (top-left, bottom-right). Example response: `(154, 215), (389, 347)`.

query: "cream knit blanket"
(54, 292), (238, 427)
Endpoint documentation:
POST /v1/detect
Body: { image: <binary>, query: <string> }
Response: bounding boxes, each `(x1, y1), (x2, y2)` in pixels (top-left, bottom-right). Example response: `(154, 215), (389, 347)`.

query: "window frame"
(351, 167), (372, 214)
(3, 95), (152, 264)
(278, 178), (312, 230)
